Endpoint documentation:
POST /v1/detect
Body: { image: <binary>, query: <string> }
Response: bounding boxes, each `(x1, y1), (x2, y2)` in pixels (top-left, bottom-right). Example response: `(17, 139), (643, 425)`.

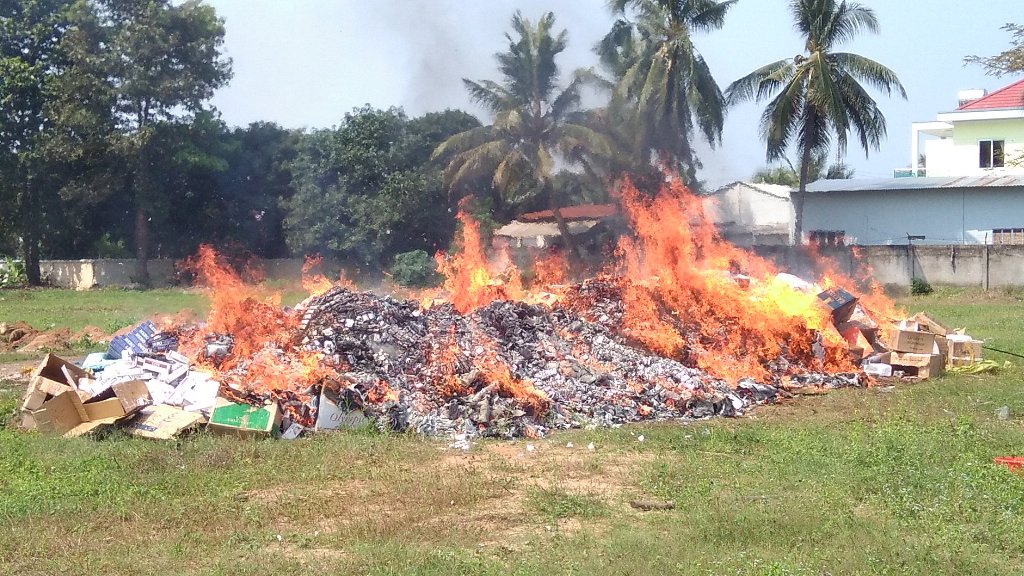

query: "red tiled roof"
(520, 204), (618, 222)
(958, 78), (1024, 111)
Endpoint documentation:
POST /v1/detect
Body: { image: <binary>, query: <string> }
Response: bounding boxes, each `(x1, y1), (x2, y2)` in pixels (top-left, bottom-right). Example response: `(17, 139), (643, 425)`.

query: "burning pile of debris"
(13, 178), (989, 441)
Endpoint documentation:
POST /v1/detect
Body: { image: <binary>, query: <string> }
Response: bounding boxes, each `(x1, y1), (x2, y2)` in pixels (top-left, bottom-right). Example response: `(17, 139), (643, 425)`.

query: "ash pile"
(296, 280), (862, 439)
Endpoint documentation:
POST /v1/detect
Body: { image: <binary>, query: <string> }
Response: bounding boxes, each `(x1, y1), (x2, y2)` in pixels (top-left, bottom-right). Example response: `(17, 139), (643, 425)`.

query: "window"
(808, 230), (846, 246)
(992, 228), (1024, 245)
(980, 139), (1005, 168)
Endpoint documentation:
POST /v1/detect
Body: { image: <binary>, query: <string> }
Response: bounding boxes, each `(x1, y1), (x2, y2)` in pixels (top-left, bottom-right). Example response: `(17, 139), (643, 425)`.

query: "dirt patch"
(0, 361), (35, 383)
(0, 321), (109, 354)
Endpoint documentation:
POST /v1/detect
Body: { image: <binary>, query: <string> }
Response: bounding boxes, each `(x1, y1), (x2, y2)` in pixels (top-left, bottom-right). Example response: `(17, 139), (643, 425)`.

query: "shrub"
(0, 257), (27, 288)
(390, 250), (440, 287)
(911, 277), (934, 295)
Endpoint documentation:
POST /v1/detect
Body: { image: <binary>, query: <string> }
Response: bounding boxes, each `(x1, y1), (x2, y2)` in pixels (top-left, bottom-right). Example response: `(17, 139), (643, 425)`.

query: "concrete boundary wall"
(3, 246), (1024, 289)
(752, 244), (1024, 289)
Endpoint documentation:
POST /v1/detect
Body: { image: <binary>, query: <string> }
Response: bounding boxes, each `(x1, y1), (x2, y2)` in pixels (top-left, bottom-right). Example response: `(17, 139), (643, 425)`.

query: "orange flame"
(177, 245), (337, 399)
(434, 210), (522, 313)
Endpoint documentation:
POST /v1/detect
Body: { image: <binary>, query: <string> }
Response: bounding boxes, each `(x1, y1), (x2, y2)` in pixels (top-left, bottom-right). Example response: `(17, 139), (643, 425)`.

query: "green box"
(208, 399), (281, 438)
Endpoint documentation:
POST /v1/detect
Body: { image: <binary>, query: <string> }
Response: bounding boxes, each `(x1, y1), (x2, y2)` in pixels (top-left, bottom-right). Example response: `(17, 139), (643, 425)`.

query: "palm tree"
(597, 0), (737, 186)
(753, 151), (854, 186)
(432, 12), (609, 260)
(726, 0), (905, 242)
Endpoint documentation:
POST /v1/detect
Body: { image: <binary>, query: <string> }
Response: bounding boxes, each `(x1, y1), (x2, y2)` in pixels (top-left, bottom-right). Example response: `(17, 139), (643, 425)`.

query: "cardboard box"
(885, 328), (936, 354)
(208, 399), (281, 438)
(947, 335), (983, 360)
(315, 388), (369, 431)
(124, 405), (203, 440)
(21, 354), (89, 412)
(910, 312), (950, 335)
(32, 380), (152, 437)
(891, 352), (945, 379)
(817, 288), (858, 324)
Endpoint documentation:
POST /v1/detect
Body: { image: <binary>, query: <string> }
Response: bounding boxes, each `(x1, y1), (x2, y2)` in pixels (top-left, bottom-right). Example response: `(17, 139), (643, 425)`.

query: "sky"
(206, 0), (1023, 188)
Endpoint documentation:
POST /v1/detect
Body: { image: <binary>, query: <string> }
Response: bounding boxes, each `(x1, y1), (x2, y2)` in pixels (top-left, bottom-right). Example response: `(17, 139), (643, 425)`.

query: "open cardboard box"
(20, 354), (90, 414)
(32, 380), (152, 437)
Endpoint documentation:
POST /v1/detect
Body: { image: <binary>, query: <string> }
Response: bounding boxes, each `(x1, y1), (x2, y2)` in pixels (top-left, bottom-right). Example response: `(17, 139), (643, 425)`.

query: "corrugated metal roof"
(520, 204), (618, 222)
(711, 181), (792, 199)
(958, 78), (1024, 111)
(804, 175), (1024, 193)
(494, 219), (601, 238)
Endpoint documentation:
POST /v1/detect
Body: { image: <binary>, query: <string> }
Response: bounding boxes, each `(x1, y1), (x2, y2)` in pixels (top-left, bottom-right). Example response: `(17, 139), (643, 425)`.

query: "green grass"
(0, 286), (310, 363)
(0, 288), (208, 333)
(0, 288), (1021, 574)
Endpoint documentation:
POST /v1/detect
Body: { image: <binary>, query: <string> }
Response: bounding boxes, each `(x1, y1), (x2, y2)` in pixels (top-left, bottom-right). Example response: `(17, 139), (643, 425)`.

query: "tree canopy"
(965, 23), (1024, 77)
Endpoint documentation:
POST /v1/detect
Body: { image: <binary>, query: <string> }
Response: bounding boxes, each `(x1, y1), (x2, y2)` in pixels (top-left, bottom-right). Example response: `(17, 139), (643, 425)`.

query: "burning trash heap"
(16, 179), (986, 440)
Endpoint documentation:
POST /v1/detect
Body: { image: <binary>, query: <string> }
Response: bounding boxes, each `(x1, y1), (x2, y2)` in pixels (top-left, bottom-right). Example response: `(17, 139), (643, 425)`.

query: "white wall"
(802, 186), (1024, 245)
(705, 184), (794, 244)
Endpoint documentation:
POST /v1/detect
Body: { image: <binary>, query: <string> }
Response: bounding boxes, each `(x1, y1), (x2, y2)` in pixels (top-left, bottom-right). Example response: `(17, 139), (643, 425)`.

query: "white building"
(801, 78), (1024, 246)
(909, 79), (1024, 177)
(704, 182), (794, 246)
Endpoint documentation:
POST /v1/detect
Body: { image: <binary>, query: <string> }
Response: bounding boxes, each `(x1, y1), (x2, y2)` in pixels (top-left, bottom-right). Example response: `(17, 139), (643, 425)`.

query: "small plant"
(911, 277), (933, 295)
(390, 250), (440, 287)
(0, 257), (27, 288)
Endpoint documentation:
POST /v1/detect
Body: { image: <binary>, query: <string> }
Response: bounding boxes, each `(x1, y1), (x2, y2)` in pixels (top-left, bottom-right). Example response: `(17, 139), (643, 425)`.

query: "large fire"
(167, 176), (898, 422)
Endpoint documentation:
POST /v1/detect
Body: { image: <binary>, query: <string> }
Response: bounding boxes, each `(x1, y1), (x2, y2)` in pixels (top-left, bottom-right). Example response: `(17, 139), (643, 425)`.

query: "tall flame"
(434, 210), (523, 313)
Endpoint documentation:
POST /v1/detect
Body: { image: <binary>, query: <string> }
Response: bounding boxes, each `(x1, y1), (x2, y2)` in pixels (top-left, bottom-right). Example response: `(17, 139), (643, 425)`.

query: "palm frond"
(725, 59), (793, 105)
(445, 139), (509, 189)
(689, 0), (740, 33)
(431, 125), (495, 161)
(831, 52), (907, 98)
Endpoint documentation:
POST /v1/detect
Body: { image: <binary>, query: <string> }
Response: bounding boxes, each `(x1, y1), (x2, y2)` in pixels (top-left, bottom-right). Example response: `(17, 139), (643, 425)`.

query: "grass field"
(1, 287), (1023, 575)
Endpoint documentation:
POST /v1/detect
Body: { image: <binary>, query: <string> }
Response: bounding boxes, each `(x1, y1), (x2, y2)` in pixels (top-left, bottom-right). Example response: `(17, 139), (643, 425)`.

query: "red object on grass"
(994, 457), (1024, 472)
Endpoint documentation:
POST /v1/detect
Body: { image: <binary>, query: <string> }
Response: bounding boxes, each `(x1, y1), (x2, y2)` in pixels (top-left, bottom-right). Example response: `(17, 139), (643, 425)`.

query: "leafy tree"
(0, 0), (77, 283)
(283, 107), (478, 270)
(597, 0), (736, 187)
(965, 23), (1024, 77)
(213, 122), (299, 258)
(80, 0), (232, 284)
(432, 11), (610, 261)
(726, 0), (905, 242)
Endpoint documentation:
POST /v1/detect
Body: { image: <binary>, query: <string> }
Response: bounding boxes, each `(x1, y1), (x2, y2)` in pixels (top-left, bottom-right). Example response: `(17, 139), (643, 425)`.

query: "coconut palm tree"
(726, 0), (905, 242)
(597, 0), (737, 187)
(432, 11), (610, 260)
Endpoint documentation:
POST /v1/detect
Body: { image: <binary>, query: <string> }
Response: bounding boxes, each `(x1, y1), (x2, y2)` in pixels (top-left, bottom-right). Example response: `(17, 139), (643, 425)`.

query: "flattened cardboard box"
(124, 405), (204, 440)
(208, 399), (281, 438)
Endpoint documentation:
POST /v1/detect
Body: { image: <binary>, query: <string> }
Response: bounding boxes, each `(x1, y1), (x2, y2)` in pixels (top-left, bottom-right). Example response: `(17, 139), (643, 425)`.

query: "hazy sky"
(207, 0), (1022, 187)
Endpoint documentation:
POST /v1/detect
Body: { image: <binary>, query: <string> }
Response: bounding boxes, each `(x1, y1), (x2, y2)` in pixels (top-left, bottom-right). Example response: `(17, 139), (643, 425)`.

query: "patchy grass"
(0, 288), (1021, 574)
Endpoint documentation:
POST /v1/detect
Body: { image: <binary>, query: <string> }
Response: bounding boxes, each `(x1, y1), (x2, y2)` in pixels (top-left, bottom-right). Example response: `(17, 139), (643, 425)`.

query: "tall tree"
(284, 107), (479, 270)
(87, 0), (231, 284)
(432, 11), (610, 260)
(597, 0), (736, 187)
(0, 0), (76, 284)
(726, 0), (905, 242)
(965, 23), (1024, 77)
